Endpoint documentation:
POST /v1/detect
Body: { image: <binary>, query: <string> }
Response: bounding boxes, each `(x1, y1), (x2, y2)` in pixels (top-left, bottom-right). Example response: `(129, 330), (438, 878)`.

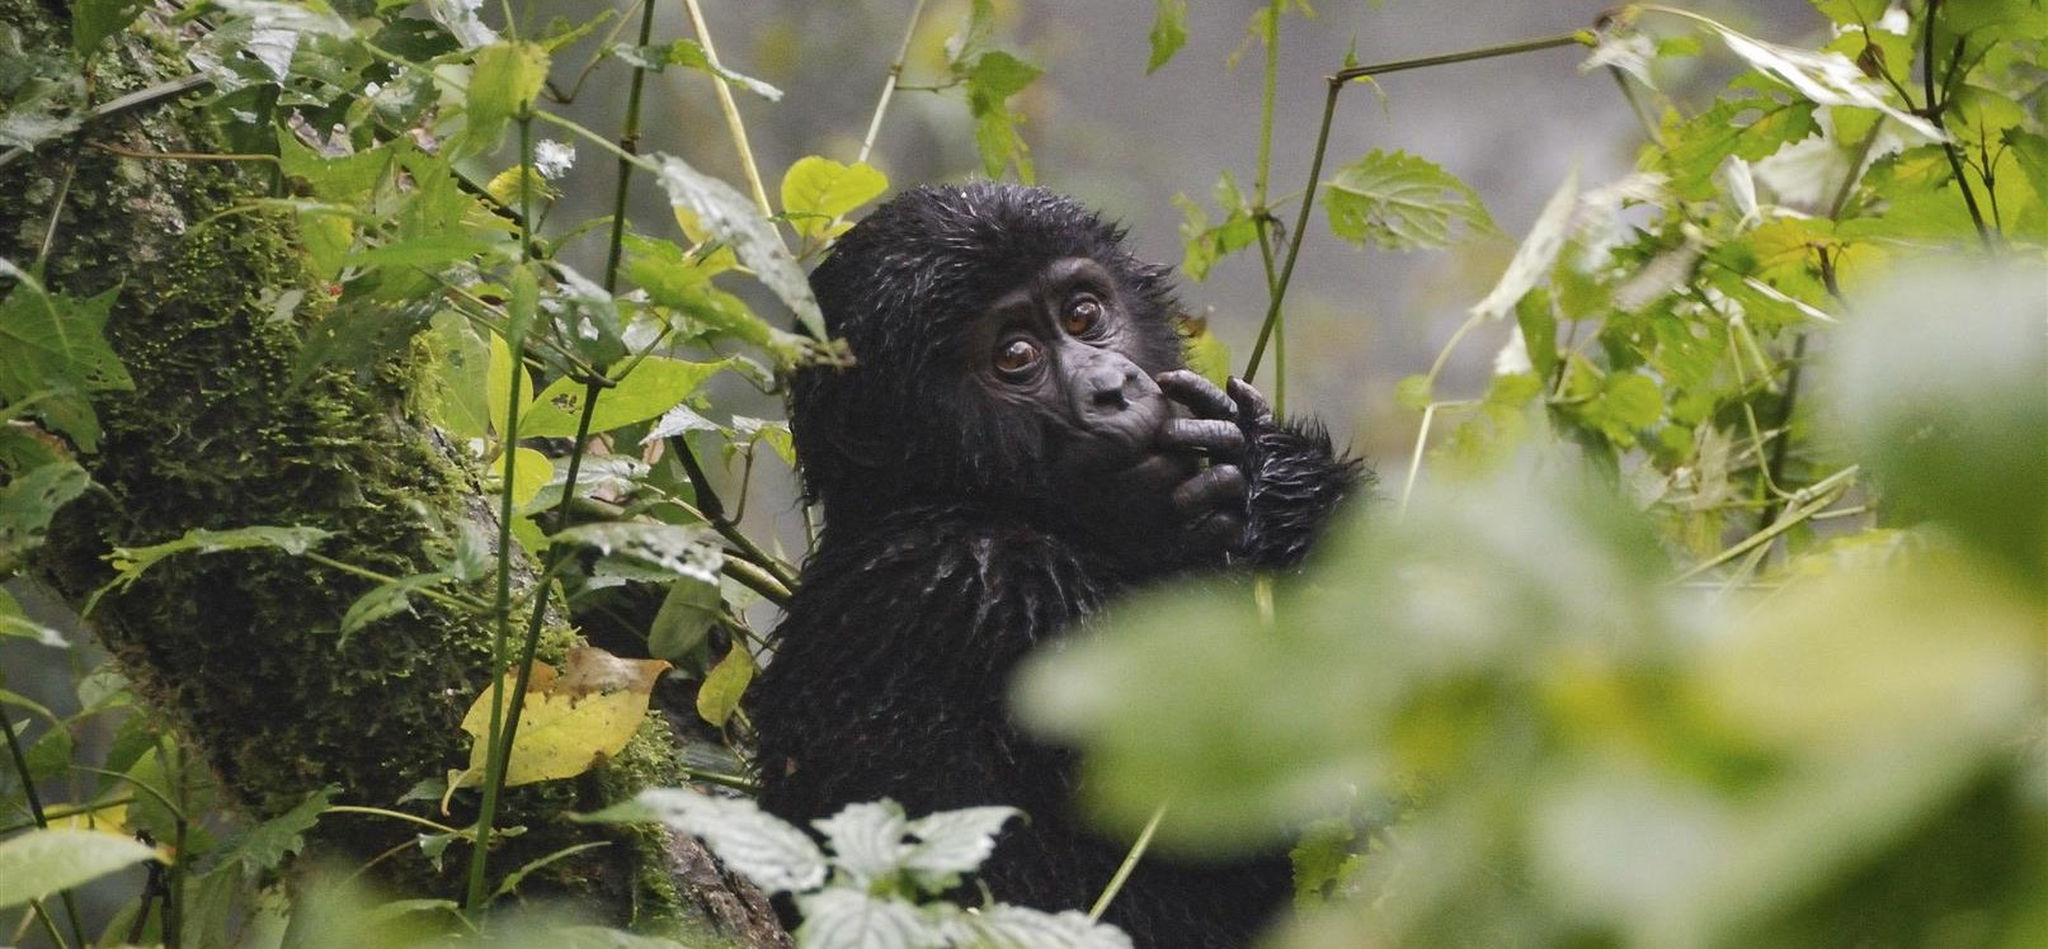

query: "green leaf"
(550, 522), (722, 585)
(612, 40), (783, 101)
(71, 0), (144, 56)
(780, 157), (888, 241)
(648, 576), (722, 662)
(1324, 150), (1497, 251)
(653, 155), (825, 339)
(418, 312), (493, 439)
(1147, 0), (1189, 73)
(1178, 316), (1234, 389)
(695, 643), (756, 728)
(1660, 88), (1819, 200)
(520, 356), (726, 438)
(98, 526), (332, 605)
(1394, 374), (1433, 410)
(340, 571), (452, 638)
(0, 828), (158, 910)
(463, 41), (550, 154)
(0, 270), (133, 400)
(0, 462), (89, 572)
(220, 786), (333, 874)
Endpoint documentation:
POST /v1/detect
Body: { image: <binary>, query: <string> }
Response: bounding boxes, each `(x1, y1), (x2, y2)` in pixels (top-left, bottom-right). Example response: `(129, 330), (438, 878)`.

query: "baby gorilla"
(753, 183), (1362, 948)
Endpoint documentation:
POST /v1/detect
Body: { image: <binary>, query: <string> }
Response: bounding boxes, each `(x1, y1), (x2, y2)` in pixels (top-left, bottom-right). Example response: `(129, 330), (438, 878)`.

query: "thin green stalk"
(327, 805), (468, 836)
(1253, 0), (1284, 409)
(302, 552), (492, 614)
(681, 0), (773, 217)
(601, 0), (662, 293)
(492, 379), (605, 801)
(857, 0), (930, 165)
(464, 115), (540, 915)
(1242, 31), (1588, 382)
(3, 711), (88, 946)
(1676, 466), (1859, 581)
(1089, 804), (1168, 921)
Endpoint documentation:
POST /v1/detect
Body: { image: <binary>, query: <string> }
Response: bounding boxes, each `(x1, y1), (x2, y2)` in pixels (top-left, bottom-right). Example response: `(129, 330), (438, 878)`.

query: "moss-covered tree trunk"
(0, 4), (783, 944)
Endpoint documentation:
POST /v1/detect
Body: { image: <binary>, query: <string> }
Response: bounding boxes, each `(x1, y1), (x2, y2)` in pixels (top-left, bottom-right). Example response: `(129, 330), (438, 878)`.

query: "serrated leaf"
(814, 801), (911, 884)
(221, 786), (333, 874)
(654, 155), (825, 338)
(938, 904), (1134, 949)
(781, 157), (888, 241)
(903, 805), (1018, 887)
(1324, 150), (1497, 251)
(1147, 0), (1188, 74)
(0, 272), (133, 401)
(695, 643), (756, 729)
(521, 356), (726, 438)
(98, 526), (332, 603)
(550, 522), (722, 585)
(631, 788), (828, 893)
(1697, 19), (1939, 140)
(0, 829), (159, 911)
(795, 888), (937, 949)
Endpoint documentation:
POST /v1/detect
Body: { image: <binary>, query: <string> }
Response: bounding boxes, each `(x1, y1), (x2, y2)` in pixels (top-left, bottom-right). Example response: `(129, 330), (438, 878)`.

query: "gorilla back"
(753, 183), (1363, 948)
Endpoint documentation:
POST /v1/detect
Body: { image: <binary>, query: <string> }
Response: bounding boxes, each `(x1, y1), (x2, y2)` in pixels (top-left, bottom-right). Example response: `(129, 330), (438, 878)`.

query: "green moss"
(0, 1), (755, 937)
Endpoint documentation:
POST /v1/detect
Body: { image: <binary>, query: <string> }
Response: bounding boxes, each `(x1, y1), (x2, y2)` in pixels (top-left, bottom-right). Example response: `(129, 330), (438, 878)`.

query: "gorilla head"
(793, 183), (1206, 546)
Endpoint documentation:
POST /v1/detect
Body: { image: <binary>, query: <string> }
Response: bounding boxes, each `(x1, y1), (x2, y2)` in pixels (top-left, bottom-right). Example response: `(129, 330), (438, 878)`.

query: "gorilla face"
(963, 256), (1189, 493)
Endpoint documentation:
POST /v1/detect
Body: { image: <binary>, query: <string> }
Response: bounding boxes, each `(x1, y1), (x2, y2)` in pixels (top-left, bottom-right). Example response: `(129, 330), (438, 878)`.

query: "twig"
(857, 0), (929, 165)
(680, 0), (774, 217)
(1242, 31), (1588, 382)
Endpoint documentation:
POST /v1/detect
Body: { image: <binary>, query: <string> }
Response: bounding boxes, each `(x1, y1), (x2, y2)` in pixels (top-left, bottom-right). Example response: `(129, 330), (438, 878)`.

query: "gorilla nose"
(1086, 367), (1138, 412)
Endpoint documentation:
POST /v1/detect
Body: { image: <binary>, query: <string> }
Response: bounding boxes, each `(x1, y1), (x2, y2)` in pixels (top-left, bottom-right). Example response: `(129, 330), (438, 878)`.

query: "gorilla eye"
(994, 339), (1042, 377)
(1063, 295), (1105, 337)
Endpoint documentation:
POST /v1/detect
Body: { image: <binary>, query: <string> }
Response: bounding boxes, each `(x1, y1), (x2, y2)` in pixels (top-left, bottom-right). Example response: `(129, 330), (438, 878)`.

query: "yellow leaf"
(451, 646), (670, 789)
(492, 446), (551, 507)
(696, 643), (757, 728)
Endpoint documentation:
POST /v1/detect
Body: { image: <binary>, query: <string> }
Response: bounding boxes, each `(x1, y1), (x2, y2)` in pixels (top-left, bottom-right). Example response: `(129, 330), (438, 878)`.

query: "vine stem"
(1676, 465), (1859, 581)
(857, 0), (929, 165)
(680, 0), (774, 217)
(1241, 31), (1588, 383)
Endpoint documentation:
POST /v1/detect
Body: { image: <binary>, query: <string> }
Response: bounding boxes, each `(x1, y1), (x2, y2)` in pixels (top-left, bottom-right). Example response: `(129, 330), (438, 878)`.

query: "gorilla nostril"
(1092, 385), (1129, 410)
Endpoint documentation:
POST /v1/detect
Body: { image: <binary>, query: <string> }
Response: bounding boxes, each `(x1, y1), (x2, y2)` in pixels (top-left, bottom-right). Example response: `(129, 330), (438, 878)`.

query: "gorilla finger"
(1159, 418), (1247, 456)
(1173, 463), (1248, 512)
(1226, 378), (1275, 425)
(1155, 370), (1236, 419)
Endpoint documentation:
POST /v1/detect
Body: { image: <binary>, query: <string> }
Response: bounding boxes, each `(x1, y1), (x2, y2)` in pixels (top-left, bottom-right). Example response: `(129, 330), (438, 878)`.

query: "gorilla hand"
(1154, 369), (1269, 555)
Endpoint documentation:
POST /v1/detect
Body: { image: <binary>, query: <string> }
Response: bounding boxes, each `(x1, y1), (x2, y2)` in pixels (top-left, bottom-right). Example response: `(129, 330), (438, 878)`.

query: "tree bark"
(0, 4), (785, 945)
